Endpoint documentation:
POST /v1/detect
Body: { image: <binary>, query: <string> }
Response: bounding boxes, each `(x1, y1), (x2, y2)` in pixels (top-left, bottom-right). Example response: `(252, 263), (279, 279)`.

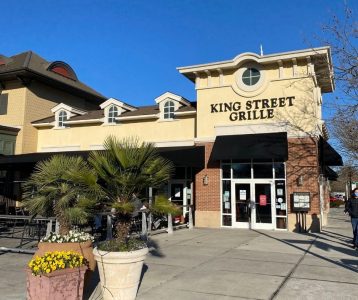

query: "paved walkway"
(1, 208), (357, 299)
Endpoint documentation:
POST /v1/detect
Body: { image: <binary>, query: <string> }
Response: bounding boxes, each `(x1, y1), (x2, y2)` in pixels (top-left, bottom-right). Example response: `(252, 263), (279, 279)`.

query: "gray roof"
(32, 116), (56, 124)
(32, 102), (197, 124)
(0, 51), (106, 103)
(120, 103), (196, 117)
(0, 125), (21, 133)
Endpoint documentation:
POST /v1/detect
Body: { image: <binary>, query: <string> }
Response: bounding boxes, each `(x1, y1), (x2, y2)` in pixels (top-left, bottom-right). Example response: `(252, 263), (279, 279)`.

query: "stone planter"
(35, 240), (96, 272)
(26, 266), (87, 300)
(93, 246), (148, 300)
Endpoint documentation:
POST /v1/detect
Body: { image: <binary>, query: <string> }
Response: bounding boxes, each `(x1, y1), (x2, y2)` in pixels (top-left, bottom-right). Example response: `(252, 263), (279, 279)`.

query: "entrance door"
(233, 183), (251, 228)
(253, 182), (274, 229)
(169, 181), (187, 216)
(232, 181), (275, 229)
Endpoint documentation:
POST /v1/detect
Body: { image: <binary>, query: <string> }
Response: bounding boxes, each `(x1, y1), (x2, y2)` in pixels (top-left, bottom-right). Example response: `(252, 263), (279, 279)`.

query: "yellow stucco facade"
(0, 47), (338, 232)
(37, 116), (196, 152)
(0, 80), (100, 154)
(35, 49), (329, 151)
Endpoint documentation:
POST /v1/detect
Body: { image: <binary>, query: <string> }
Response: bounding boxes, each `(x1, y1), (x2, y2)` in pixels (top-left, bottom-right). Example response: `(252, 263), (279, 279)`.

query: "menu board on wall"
(292, 192), (310, 212)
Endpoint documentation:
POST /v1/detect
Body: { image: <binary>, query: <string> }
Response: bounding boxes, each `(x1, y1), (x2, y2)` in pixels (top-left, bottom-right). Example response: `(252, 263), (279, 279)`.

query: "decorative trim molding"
(154, 140), (195, 147)
(117, 114), (158, 121)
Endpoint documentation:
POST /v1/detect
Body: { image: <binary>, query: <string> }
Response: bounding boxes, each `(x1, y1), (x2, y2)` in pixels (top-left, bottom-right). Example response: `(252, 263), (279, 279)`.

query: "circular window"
(242, 68), (260, 86)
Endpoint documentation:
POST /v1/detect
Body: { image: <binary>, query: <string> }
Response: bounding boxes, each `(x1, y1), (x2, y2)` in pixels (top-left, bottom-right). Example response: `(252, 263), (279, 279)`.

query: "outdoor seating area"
(0, 204), (194, 253)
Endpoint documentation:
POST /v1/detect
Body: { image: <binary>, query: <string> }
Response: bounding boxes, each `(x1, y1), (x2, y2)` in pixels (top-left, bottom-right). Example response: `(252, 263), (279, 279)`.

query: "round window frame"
(236, 63), (265, 92)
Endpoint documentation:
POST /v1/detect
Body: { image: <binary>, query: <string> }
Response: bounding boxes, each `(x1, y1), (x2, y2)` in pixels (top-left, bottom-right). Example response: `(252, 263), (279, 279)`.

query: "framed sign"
(259, 194), (267, 206)
(292, 192), (310, 212)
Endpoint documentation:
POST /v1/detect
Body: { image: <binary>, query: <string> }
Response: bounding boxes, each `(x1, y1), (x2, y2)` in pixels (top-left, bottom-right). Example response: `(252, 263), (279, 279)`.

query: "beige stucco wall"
(0, 81), (27, 154)
(0, 80), (101, 154)
(195, 60), (319, 139)
(35, 57), (321, 152)
(22, 81), (99, 153)
(37, 116), (196, 151)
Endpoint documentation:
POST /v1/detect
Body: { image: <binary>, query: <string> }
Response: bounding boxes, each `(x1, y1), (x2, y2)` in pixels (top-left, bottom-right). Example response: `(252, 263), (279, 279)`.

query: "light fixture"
(297, 175), (304, 186)
(203, 175), (209, 186)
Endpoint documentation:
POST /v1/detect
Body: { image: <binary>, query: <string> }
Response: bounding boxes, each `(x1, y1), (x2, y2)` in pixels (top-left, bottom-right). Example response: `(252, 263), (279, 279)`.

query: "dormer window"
(108, 105), (119, 123)
(58, 110), (67, 128)
(100, 98), (136, 125)
(164, 101), (175, 119)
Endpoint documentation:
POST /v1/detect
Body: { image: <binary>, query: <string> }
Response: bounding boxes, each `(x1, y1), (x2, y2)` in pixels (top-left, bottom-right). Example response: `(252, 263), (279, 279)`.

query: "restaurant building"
(0, 47), (342, 231)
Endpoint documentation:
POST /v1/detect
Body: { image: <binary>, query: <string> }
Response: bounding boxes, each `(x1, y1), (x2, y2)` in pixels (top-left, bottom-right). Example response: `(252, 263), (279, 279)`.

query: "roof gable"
(154, 92), (191, 106)
(51, 103), (87, 115)
(99, 98), (137, 111)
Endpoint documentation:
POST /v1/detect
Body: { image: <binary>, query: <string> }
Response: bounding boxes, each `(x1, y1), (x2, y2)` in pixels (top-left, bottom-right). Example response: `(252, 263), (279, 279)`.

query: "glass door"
(232, 180), (275, 229)
(169, 181), (187, 219)
(252, 181), (275, 230)
(232, 182), (252, 228)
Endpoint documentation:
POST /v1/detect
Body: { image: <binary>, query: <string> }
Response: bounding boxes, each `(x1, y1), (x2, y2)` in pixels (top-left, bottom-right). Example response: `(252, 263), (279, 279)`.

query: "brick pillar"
(194, 142), (221, 227)
(286, 137), (321, 232)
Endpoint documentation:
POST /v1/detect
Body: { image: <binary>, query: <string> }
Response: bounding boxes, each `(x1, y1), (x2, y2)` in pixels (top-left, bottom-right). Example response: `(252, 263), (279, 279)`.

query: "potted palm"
(89, 136), (176, 300)
(27, 250), (88, 300)
(22, 155), (102, 273)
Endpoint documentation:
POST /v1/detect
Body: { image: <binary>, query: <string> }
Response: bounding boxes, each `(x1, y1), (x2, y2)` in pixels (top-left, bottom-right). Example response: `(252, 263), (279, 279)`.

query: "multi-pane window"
(163, 101), (175, 119)
(108, 105), (118, 124)
(58, 110), (67, 128)
(242, 68), (260, 86)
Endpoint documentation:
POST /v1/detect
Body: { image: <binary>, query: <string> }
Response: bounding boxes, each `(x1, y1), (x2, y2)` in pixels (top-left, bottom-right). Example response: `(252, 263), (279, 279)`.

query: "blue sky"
(0, 0), (355, 116)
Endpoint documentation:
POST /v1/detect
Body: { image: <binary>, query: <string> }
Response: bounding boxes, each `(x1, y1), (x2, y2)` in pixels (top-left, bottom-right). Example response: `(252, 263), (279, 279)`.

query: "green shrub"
(330, 199), (345, 208)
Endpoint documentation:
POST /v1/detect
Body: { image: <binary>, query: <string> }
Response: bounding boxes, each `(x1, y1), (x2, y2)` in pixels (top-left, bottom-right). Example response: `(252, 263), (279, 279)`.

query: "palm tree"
(22, 155), (102, 234)
(88, 136), (175, 245)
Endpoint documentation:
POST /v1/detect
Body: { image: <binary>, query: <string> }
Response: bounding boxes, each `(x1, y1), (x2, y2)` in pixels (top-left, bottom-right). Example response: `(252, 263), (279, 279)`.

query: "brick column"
(286, 137), (321, 232)
(194, 142), (221, 227)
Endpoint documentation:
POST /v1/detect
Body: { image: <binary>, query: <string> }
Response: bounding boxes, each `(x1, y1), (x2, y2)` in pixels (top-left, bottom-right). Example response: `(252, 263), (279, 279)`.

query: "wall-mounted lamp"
(203, 174), (209, 186)
(297, 175), (304, 186)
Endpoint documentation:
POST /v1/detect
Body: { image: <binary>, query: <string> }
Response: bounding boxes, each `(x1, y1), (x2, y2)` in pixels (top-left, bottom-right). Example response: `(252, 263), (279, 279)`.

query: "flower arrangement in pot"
(22, 155), (101, 273)
(27, 250), (88, 300)
(88, 136), (178, 300)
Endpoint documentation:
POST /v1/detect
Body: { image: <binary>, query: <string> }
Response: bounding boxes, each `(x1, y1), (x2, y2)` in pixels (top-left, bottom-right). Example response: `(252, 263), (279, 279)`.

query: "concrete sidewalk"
(134, 208), (357, 300)
(1, 208), (357, 299)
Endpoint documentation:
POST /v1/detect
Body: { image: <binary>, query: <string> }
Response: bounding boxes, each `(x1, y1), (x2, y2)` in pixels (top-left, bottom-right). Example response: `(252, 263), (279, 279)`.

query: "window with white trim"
(58, 110), (67, 128)
(108, 105), (119, 124)
(163, 101), (175, 119)
(242, 68), (260, 86)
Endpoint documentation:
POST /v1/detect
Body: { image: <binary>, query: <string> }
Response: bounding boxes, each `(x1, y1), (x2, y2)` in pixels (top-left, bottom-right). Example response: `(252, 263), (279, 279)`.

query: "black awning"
(325, 166), (338, 181)
(211, 132), (288, 161)
(0, 151), (89, 166)
(157, 146), (205, 168)
(0, 146), (205, 169)
(319, 138), (343, 166)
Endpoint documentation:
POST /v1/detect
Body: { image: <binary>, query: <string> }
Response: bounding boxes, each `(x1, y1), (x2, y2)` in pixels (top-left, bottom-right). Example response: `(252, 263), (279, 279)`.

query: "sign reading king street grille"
(210, 96), (295, 121)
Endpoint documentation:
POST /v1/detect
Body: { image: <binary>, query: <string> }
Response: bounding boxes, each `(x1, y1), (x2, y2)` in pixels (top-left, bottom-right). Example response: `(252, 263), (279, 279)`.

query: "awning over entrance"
(0, 146), (205, 169)
(211, 132), (288, 161)
(319, 138), (343, 166)
(157, 146), (205, 168)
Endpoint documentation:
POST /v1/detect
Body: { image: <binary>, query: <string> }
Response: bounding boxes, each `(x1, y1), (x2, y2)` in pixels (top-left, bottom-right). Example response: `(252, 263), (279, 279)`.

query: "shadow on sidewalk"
(252, 230), (358, 273)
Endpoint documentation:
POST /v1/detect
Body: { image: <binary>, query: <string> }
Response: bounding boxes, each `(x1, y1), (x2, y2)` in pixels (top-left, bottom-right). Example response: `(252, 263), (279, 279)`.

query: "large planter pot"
(35, 240), (96, 272)
(26, 266), (87, 300)
(93, 246), (148, 300)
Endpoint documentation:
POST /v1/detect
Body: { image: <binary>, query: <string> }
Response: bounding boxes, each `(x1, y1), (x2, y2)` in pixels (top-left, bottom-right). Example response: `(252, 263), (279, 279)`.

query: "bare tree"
(331, 114), (357, 161)
(315, 3), (357, 162)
